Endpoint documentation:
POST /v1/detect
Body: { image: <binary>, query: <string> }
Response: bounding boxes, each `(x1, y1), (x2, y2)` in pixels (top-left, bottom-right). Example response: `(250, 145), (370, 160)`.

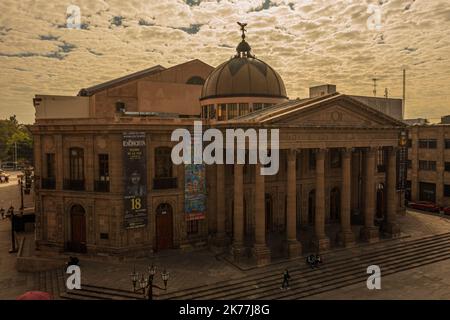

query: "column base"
(252, 245), (271, 267)
(384, 222), (401, 237)
(312, 236), (330, 252)
(283, 240), (302, 259)
(337, 230), (356, 247)
(360, 226), (380, 243)
(230, 244), (245, 262)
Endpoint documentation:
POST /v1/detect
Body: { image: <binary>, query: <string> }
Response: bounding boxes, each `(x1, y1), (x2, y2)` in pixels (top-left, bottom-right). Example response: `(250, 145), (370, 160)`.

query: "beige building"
(31, 29), (407, 266)
(406, 120), (450, 208)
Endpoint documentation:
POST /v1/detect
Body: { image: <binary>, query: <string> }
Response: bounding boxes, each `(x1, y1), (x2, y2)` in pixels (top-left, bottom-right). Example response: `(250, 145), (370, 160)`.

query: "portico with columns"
(213, 94), (406, 266)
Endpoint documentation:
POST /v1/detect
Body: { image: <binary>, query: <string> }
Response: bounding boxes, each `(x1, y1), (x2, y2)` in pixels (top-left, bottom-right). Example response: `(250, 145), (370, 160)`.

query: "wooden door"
(156, 203), (173, 251)
(70, 205), (86, 253)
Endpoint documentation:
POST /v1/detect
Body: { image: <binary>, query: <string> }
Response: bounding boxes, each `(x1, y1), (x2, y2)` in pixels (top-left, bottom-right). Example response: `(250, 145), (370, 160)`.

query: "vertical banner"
(123, 132), (148, 229)
(185, 163), (206, 221)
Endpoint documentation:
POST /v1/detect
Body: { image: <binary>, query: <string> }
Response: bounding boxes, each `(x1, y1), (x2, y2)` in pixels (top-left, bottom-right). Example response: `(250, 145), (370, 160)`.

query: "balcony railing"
(94, 180), (110, 192)
(153, 177), (177, 190)
(41, 178), (56, 190)
(64, 179), (85, 191)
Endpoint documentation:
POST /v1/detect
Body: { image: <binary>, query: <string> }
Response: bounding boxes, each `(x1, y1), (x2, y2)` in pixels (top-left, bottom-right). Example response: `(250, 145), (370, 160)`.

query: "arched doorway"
(376, 183), (385, 222)
(308, 190), (315, 225)
(330, 187), (341, 222)
(69, 204), (86, 253)
(265, 194), (273, 233)
(155, 203), (173, 251)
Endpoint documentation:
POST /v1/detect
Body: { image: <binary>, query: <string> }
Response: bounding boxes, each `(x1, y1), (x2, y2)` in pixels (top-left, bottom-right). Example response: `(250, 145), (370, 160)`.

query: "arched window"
(186, 76), (205, 85)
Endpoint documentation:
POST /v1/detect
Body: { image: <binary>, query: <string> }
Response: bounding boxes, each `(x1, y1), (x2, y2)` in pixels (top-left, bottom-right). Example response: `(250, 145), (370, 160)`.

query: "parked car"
(408, 201), (441, 213)
(442, 207), (450, 216)
(1, 162), (16, 170)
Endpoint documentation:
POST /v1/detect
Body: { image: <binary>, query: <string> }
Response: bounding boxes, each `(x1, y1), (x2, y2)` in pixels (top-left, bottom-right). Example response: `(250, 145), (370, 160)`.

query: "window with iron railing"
(65, 147), (85, 191)
(154, 147), (177, 190)
(95, 154), (110, 192)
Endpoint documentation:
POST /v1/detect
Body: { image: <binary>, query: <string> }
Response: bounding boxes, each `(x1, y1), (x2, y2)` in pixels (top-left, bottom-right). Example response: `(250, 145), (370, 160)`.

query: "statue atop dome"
(236, 22), (254, 58)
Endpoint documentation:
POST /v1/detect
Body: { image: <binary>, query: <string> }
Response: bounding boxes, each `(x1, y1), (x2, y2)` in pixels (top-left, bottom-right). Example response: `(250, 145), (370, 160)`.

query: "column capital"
(286, 149), (297, 161)
(316, 148), (327, 160)
(341, 147), (352, 159)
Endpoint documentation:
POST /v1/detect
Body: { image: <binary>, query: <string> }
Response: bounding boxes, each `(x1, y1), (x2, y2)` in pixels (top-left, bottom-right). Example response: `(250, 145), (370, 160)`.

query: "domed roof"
(200, 23), (287, 101)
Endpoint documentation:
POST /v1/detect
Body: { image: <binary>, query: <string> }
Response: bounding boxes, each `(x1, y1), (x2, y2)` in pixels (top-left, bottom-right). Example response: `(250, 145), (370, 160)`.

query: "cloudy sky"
(0, 0), (449, 123)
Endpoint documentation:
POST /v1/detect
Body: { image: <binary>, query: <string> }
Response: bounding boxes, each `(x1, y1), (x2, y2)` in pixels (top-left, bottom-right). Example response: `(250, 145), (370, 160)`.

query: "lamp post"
(8, 206), (17, 253)
(130, 264), (169, 300)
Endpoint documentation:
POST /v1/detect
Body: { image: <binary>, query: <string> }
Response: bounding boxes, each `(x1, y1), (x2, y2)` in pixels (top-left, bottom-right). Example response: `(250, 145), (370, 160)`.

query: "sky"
(0, 0), (449, 124)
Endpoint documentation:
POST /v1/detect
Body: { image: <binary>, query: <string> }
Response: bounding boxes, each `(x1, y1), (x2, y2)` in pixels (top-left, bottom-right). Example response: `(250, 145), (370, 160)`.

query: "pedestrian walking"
(0, 207), (4, 219)
(281, 269), (290, 290)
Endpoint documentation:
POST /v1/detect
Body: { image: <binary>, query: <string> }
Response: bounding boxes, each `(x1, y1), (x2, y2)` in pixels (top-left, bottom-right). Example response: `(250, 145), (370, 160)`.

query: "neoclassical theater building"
(31, 26), (407, 265)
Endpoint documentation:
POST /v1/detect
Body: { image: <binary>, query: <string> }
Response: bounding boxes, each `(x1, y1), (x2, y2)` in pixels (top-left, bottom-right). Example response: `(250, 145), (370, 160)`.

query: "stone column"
(231, 163), (244, 260)
(385, 147), (401, 236)
(313, 149), (330, 251)
(338, 148), (355, 247)
(215, 164), (227, 245)
(252, 163), (271, 266)
(360, 147), (379, 242)
(285, 149), (302, 257)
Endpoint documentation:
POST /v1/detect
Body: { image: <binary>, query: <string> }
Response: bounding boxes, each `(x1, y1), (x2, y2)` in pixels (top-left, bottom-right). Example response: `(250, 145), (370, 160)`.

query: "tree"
(0, 115), (33, 165)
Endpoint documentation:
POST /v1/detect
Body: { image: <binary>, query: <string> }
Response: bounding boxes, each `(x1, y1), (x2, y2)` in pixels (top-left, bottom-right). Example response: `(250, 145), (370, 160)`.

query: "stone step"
(161, 232), (450, 299)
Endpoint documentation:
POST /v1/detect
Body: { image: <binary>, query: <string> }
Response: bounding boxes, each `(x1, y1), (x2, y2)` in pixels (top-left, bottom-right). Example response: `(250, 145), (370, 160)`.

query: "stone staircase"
(38, 232), (450, 300)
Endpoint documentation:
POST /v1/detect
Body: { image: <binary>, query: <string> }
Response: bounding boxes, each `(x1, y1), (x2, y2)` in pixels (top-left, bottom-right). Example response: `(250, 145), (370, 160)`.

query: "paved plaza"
(1, 173), (450, 299)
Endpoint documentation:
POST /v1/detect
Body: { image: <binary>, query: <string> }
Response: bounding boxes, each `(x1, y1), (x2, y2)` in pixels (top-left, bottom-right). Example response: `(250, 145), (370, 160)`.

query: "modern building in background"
(31, 27), (407, 266)
(406, 118), (450, 208)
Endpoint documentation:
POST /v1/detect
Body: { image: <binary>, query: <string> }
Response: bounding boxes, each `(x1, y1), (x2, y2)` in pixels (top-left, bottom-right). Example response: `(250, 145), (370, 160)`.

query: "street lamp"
(130, 264), (169, 300)
(8, 206), (17, 253)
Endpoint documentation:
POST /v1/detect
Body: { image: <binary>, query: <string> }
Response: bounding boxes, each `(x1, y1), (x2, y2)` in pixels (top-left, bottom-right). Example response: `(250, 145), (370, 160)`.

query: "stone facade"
(31, 58), (407, 266)
(407, 124), (450, 207)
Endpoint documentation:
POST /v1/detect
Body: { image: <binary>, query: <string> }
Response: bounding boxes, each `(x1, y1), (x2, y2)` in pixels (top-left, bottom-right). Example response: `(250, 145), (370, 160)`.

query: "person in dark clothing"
(0, 207), (4, 219)
(281, 269), (290, 290)
(306, 254), (316, 269)
(66, 256), (79, 267)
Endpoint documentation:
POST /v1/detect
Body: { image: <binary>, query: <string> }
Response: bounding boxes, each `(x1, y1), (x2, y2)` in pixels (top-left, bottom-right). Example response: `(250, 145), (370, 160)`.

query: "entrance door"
(330, 188), (340, 221)
(308, 190), (315, 225)
(70, 205), (86, 253)
(376, 183), (385, 220)
(156, 203), (173, 251)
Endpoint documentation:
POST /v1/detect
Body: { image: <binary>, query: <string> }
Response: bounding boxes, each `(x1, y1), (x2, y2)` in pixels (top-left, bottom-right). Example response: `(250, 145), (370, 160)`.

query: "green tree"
(0, 115), (33, 165)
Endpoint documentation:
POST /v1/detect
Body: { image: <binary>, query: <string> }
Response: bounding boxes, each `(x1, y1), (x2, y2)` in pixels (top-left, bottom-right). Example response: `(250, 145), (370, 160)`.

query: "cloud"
(0, 0), (449, 123)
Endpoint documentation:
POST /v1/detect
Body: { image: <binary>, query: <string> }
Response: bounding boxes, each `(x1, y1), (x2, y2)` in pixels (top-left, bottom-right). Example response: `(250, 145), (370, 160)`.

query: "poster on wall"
(123, 132), (148, 229)
(185, 163), (206, 221)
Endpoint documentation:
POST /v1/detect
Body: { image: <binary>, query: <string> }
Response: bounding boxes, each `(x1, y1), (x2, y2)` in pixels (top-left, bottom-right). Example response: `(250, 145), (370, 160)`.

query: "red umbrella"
(16, 291), (52, 300)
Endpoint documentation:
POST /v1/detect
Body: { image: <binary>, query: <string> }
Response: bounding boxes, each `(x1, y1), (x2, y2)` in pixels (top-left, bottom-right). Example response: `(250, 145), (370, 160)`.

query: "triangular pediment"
(261, 94), (405, 128)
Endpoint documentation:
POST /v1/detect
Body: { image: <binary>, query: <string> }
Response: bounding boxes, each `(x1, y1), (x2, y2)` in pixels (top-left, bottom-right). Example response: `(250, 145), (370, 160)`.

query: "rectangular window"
(42, 153), (56, 189)
(209, 105), (216, 119)
(418, 139), (437, 149)
(218, 104), (227, 121)
(227, 103), (238, 119)
(407, 159), (412, 169)
(187, 220), (199, 235)
(239, 103), (249, 116)
(377, 148), (386, 172)
(406, 139), (412, 148)
(419, 160), (436, 171)
(445, 139), (450, 149)
(98, 154), (109, 180)
(46, 153), (55, 178)
(445, 162), (450, 172)
(69, 148), (84, 180)
(445, 185), (450, 197)
(201, 105), (208, 119)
